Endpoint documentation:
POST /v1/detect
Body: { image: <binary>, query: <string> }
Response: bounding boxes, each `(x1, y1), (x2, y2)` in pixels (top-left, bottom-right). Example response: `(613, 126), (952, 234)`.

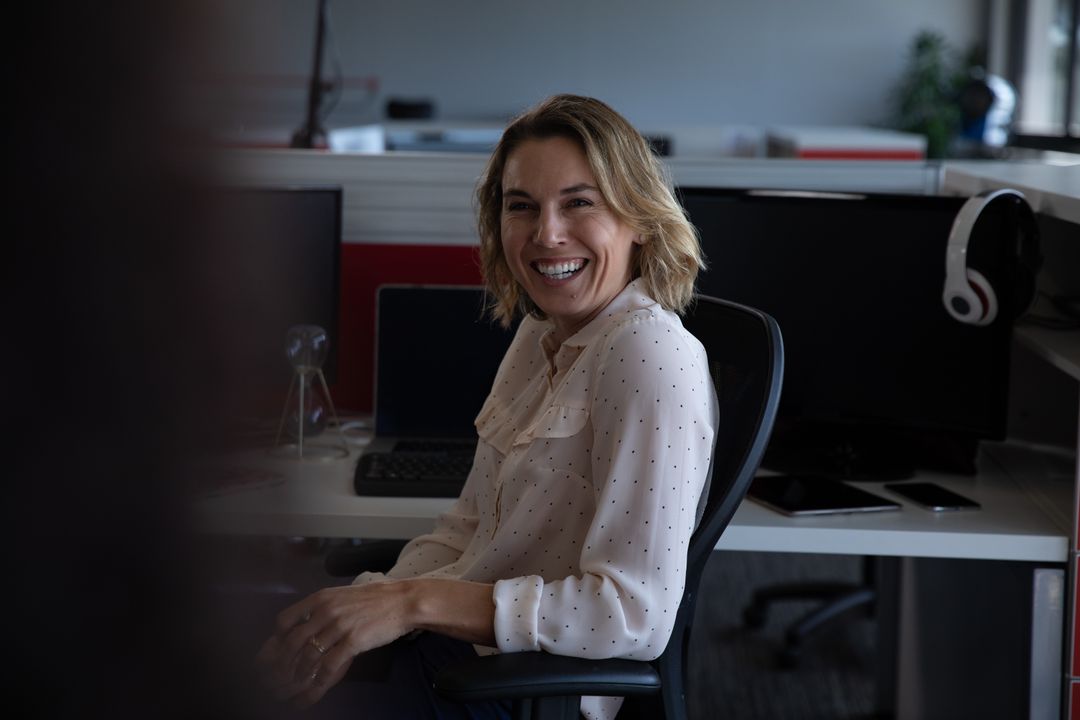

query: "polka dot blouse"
(354, 279), (718, 720)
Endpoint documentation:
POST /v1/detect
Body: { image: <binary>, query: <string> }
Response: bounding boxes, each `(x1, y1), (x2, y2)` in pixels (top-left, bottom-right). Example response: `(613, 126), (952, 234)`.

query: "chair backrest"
(630, 294), (783, 719)
(682, 294), (783, 589)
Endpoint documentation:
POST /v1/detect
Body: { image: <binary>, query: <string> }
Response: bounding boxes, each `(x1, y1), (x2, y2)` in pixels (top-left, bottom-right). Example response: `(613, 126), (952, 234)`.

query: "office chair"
(325, 295), (784, 720)
(742, 555), (877, 668)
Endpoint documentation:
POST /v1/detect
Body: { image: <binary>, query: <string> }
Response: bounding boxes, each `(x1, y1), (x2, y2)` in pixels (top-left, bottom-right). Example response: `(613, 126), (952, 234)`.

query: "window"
(1001, 0), (1080, 151)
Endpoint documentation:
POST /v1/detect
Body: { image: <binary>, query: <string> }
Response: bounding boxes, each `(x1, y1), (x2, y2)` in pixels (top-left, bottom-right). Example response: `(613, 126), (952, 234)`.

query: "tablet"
(747, 474), (902, 516)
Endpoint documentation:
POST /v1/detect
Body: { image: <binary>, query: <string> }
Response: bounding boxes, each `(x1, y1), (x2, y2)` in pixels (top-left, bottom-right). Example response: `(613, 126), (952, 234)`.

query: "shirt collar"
(544, 277), (657, 351)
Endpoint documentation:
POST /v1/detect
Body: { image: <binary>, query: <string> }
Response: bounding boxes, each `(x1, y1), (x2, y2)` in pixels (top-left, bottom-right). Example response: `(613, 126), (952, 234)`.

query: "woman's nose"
(534, 210), (566, 247)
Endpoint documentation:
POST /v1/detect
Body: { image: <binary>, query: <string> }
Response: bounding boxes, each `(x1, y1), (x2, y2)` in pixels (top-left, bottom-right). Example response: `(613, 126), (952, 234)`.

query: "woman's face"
(500, 136), (642, 342)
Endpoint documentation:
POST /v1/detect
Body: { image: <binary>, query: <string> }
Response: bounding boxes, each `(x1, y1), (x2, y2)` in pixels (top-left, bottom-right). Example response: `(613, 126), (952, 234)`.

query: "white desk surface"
(941, 160), (1080, 225)
(193, 441), (1071, 564)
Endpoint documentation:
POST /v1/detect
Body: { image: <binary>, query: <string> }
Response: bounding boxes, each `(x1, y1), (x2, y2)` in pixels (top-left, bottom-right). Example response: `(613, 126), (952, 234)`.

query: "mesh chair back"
(682, 295), (783, 584)
(629, 295), (783, 719)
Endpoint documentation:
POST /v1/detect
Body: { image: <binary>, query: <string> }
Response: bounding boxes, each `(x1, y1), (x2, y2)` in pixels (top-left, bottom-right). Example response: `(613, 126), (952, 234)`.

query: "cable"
(1022, 314), (1080, 330)
(1020, 291), (1080, 330)
(1048, 293), (1080, 321)
(327, 415), (373, 446)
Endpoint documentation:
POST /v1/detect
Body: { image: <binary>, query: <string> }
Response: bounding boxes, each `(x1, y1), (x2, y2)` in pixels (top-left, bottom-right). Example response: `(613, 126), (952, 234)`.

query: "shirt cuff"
(350, 571), (386, 586)
(493, 575), (544, 652)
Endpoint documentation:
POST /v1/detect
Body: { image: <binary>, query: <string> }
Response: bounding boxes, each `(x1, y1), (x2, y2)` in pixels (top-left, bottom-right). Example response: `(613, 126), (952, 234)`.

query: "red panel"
(331, 243), (483, 413)
(1074, 556), (1080, 678)
(796, 149), (925, 160)
(1072, 681), (1080, 720)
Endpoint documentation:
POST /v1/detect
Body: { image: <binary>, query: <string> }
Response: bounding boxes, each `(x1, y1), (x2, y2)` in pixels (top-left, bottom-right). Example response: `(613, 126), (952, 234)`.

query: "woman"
(257, 94), (716, 720)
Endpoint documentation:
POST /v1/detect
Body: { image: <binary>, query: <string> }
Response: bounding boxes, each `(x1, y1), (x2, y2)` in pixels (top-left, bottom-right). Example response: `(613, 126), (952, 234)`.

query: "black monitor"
(680, 188), (1019, 479)
(205, 185), (342, 424)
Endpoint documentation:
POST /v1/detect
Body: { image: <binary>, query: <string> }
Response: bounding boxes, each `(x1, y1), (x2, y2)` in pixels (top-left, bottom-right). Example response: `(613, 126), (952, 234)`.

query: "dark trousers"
(213, 589), (511, 720)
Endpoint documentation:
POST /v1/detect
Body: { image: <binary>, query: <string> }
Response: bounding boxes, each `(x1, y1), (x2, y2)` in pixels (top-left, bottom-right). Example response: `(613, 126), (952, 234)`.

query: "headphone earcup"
(965, 268), (998, 326)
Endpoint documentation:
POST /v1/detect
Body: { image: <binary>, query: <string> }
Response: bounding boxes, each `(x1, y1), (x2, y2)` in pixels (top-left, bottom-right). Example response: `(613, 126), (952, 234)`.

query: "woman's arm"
(360, 504), (479, 582)
(352, 456), (485, 587)
(256, 577), (495, 709)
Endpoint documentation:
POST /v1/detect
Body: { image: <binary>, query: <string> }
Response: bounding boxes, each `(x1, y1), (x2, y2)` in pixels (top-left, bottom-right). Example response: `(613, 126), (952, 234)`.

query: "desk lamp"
(290, 0), (330, 149)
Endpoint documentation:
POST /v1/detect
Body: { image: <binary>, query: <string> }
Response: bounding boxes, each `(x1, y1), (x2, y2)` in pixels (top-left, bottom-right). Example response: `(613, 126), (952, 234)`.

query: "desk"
(196, 431), (1071, 716)
(195, 439), (1069, 719)
(195, 441), (1069, 564)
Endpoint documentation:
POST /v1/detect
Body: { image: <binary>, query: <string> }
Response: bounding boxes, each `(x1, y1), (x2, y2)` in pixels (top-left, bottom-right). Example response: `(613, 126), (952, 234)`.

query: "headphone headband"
(942, 188), (1041, 326)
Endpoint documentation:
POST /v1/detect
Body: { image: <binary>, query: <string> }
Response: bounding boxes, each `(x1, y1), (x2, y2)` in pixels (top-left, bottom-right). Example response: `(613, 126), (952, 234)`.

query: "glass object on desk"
(271, 324), (348, 460)
(284, 325), (329, 437)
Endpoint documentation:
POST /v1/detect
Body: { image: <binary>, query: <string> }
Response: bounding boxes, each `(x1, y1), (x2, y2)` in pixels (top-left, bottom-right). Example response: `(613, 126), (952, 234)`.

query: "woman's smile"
(532, 257), (588, 283)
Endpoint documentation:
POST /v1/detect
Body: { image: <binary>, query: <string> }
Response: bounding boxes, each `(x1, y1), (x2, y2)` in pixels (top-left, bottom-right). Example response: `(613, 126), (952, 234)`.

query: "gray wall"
(212, 0), (987, 134)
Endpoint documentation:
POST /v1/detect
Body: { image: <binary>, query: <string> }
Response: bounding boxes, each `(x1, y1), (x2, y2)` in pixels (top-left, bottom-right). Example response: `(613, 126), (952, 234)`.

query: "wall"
(209, 0), (987, 136)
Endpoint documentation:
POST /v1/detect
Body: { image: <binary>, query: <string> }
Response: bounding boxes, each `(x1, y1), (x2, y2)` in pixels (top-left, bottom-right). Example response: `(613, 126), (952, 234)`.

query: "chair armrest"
(323, 539), (408, 577)
(434, 652), (661, 702)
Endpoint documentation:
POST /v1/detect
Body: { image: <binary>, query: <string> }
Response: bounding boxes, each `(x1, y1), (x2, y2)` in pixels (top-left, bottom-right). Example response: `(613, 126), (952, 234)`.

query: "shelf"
(1015, 325), (1080, 382)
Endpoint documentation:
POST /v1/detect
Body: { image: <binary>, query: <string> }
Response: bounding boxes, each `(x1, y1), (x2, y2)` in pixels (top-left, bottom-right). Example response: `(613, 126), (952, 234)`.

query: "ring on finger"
(309, 636), (329, 655)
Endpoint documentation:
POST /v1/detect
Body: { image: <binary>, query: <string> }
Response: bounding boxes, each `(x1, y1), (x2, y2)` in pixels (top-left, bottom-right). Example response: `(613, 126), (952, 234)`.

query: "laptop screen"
(373, 285), (518, 438)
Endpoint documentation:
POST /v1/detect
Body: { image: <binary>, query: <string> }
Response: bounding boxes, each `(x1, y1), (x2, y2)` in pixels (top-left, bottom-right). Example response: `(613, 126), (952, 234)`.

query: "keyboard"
(354, 441), (475, 497)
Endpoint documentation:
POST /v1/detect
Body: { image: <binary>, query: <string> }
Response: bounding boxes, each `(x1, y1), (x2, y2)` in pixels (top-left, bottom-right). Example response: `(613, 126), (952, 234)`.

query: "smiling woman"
(255, 95), (715, 720)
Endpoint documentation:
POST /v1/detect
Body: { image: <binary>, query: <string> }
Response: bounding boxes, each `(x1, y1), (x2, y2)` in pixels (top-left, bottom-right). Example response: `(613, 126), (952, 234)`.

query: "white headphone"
(942, 188), (1040, 326)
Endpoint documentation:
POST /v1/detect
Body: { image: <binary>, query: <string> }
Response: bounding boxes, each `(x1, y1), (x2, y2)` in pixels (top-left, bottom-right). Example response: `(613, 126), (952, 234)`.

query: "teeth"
(536, 260), (584, 279)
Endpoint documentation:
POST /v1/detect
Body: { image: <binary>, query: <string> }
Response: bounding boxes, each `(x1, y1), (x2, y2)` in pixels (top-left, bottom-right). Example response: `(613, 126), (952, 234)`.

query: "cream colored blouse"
(355, 279), (717, 720)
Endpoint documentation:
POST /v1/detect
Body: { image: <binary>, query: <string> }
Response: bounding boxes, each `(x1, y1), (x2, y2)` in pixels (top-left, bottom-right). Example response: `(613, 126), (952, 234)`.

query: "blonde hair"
(477, 94), (704, 327)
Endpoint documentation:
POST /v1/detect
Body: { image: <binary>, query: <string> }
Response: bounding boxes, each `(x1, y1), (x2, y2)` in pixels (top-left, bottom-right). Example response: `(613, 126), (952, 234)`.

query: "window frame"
(1005, 0), (1080, 153)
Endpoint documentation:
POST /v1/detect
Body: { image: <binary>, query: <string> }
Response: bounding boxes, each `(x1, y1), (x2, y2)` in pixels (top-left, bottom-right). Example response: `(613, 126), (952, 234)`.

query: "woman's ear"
(633, 233), (647, 246)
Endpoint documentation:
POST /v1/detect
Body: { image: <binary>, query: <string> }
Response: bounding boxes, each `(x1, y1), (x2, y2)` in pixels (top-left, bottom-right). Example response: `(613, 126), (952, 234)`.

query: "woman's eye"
(505, 202), (532, 212)
(567, 197), (593, 209)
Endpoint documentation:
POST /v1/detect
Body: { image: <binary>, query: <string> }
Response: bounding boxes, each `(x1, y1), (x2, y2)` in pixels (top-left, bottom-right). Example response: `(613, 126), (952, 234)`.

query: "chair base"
(743, 558), (878, 669)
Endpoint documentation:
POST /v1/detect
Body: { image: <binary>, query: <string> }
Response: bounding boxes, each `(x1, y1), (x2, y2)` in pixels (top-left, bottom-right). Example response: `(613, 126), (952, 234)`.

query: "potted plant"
(894, 31), (966, 159)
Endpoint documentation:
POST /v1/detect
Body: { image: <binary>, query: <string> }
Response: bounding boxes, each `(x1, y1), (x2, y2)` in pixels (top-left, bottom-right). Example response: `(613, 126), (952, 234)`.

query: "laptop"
(354, 285), (517, 497)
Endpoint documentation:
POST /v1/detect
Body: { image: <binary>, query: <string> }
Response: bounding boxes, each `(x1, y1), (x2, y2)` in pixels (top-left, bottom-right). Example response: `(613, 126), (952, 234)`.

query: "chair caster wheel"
(742, 604), (767, 629)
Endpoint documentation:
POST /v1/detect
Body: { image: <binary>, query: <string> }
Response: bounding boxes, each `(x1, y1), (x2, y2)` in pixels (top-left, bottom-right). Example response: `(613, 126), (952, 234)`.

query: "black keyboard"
(391, 439), (476, 454)
(354, 445), (475, 498)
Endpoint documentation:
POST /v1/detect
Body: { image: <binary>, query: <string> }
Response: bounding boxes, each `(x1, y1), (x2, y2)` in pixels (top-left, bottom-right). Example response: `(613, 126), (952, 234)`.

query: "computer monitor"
(679, 188), (1019, 479)
(205, 185), (342, 424)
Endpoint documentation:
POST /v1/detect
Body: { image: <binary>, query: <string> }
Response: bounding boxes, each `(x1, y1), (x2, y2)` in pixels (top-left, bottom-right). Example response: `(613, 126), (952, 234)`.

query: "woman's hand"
(254, 578), (496, 709)
(255, 581), (414, 709)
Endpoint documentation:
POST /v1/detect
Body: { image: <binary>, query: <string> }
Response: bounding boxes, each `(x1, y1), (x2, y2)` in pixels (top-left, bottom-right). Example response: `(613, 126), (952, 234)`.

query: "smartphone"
(883, 482), (981, 511)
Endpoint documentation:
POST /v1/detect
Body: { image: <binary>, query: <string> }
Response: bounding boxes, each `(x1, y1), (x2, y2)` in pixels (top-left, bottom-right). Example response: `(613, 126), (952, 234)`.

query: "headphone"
(942, 188), (1041, 326)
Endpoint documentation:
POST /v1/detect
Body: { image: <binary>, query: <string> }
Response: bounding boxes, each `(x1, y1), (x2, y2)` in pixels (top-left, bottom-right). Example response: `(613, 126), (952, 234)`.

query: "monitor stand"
(760, 424), (979, 482)
(762, 437), (915, 482)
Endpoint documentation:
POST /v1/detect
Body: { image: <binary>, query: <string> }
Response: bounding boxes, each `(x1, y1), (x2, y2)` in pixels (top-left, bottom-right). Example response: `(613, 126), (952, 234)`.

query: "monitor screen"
(205, 185), (342, 424)
(680, 188), (1017, 479)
